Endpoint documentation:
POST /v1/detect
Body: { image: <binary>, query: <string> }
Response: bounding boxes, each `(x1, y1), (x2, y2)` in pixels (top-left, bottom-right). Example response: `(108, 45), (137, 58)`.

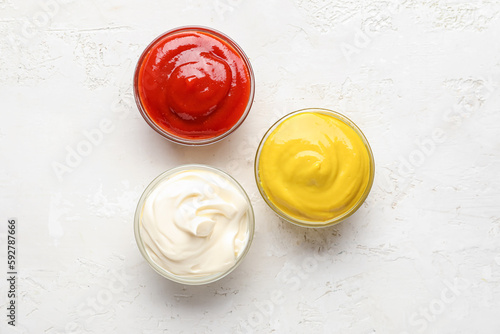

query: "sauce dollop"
(136, 28), (252, 141)
(257, 111), (373, 225)
(139, 169), (251, 277)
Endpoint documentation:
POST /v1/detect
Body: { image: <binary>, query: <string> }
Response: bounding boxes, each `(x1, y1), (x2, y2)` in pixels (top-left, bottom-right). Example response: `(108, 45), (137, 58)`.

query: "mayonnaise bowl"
(134, 164), (255, 284)
(255, 108), (375, 228)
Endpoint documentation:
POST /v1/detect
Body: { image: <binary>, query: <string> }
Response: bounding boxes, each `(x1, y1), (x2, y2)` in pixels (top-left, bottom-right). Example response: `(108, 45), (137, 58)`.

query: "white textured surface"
(1, 1), (500, 333)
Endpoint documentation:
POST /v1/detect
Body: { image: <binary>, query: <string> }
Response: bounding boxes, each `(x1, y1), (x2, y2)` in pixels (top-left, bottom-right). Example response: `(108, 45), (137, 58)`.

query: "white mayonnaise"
(139, 168), (251, 277)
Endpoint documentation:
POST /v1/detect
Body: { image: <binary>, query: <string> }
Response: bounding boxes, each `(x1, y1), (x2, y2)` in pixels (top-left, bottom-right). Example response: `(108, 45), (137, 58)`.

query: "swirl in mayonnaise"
(139, 168), (251, 277)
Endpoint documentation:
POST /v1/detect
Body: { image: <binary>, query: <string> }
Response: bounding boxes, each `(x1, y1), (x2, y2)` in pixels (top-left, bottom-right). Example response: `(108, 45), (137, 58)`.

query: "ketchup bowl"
(134, 26), (255, 145)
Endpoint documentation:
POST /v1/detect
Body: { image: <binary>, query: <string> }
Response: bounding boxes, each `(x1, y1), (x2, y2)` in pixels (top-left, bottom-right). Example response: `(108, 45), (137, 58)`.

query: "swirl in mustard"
(257, 111), (373, 224)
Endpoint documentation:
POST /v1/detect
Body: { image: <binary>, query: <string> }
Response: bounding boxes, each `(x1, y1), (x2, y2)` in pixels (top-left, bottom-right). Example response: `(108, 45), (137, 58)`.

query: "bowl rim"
(133, 25), (255, 146)
(254, 108), (375, 228)
(134, 164), (255, 285)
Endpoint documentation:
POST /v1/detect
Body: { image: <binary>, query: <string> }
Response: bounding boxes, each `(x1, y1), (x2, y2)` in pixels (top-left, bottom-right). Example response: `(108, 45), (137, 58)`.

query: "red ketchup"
(134, 27), (254, 144)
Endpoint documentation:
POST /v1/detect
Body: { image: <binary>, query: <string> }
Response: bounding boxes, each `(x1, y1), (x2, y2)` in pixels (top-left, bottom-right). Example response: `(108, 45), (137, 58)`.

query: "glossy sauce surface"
(257, 112), (372, 224)
(140, 169), (251, 277)
(137, 30), (251, 140)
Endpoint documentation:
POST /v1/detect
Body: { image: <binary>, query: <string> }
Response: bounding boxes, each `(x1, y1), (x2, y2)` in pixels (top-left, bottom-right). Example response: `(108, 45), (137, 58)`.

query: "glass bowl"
(134, 164), (255, 284)
(254, 108), (375, 228)
(133, 26), (255, 146)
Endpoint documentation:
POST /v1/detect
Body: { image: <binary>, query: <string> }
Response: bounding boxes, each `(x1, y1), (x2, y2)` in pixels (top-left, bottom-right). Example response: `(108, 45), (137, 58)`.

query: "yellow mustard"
(257, 111), (373, 225)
